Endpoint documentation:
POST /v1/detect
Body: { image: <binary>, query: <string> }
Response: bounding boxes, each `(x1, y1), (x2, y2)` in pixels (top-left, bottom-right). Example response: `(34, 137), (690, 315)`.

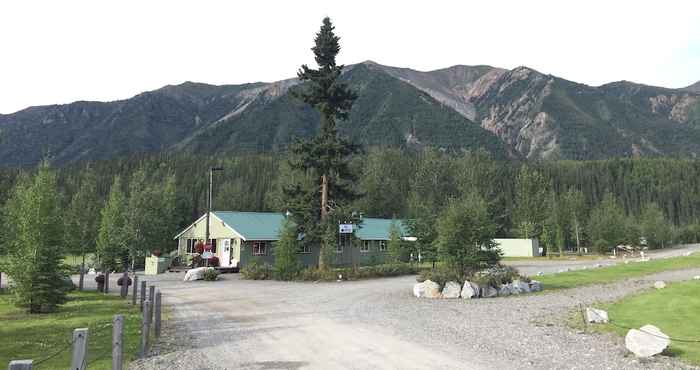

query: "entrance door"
(221, 239), (232, 267)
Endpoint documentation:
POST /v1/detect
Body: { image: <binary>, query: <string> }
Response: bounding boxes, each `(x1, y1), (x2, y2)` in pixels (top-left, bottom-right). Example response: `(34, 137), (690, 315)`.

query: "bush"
(417, 268), (463, 288)
(298, 263), (420, 282)
(203, 268), (220, 281)
(94, 274), (105, 284)
(241, 261), (274, 280)
(471, 265), (527, 288)
(208, 256), (220, 267)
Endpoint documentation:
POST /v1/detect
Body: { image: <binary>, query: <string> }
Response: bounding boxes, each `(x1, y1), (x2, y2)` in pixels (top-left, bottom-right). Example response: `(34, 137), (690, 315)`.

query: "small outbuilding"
(494, 238), (541, 257)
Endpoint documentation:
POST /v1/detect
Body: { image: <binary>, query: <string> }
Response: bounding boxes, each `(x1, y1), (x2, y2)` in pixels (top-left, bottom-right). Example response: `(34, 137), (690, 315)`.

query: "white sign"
(339, 224), (354, 234)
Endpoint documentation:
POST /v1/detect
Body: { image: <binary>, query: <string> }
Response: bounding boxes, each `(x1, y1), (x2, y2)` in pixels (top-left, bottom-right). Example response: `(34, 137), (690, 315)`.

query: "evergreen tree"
(274, 219), (302, 280)
(513, 165), (549, 238)
(434, 194), (500, 279)
(97, 177), (129, 271)
(640, 202), (671, 249)
(2, 162), (67, 313)
(287, 17), (359, 270)
(64, 167), (100, 290)
(387, 220), (403, 262)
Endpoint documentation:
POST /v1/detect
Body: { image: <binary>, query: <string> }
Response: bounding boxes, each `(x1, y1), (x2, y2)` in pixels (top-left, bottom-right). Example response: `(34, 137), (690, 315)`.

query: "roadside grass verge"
(592, 281), (700, 366)
(0, 291), (144, 369)
(537, 253), (700, 290)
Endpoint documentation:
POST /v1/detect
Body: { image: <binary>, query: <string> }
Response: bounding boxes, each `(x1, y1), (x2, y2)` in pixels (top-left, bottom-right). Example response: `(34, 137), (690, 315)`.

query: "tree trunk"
(78, 254), (86, 291)
(575, 223), (581, 255)
(320, 174), (329, 221)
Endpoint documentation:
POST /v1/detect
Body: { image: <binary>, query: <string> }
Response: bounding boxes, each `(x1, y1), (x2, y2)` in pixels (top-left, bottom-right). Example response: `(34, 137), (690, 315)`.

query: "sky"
(1, 0), (699, 114)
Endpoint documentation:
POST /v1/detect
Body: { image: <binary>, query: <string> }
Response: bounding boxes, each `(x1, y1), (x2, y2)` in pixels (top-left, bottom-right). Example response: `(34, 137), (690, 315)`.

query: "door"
(221, 239), (232, 267)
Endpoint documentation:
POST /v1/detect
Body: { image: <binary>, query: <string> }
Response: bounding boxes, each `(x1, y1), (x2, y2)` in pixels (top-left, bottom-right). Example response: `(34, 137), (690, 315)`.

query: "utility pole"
(205, 167), (224, 245)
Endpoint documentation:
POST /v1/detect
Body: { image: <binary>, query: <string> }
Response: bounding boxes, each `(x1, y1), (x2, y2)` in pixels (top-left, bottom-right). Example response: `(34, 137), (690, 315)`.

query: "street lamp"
(205, 166), (224, 246)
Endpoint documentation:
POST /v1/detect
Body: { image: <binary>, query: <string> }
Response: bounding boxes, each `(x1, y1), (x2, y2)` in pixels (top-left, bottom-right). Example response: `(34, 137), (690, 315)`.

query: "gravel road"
(128, 264), (700, 369)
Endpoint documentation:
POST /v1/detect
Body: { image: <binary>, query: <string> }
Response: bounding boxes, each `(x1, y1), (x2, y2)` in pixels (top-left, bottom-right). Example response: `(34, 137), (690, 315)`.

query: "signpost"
(339, 224), (353, 234)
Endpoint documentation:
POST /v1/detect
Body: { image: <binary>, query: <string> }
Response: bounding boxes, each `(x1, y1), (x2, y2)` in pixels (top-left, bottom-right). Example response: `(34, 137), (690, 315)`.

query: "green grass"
(537, 253), (700, 290)
(596, 281), (700, 365)
(0, 291), (145, 369)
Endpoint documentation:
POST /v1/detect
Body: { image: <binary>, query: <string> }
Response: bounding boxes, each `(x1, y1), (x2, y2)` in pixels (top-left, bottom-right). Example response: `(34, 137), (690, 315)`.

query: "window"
(299, 244), (311, 254)
(186, 239), (195, 254)
(253, 241), (267, 256)
(360, 240), (370, 253)
(209, 239), (217, 254)
(379, 241), (387, 252)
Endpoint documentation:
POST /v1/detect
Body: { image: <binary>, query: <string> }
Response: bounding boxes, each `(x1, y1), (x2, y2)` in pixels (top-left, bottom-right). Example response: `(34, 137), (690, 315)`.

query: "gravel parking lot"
(128, 261), (700, 369)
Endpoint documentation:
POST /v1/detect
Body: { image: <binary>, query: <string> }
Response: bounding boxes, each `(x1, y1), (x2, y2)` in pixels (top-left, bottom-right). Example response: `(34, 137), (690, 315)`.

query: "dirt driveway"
(129, 258), (700, 370)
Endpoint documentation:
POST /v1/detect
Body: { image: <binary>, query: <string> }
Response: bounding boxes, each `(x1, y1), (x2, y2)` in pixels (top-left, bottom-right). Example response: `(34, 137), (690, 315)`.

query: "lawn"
(537, 252), (700, 290)
(0, 290), (145, 369)
(596, 281), (700, 366)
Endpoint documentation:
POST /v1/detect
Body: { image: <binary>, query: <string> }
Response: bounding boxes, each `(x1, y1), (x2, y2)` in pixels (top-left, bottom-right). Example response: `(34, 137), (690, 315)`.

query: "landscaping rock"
(498, 283), (512, 296)
(653, 281), (666, 289)
(414, 280), (441, 298)
(585, 308), (609, 323)
(625, 325), (670, 358)
(694, 275), (700, 280)
(482, 285), (498, 298)
(529, 280), (543, 292)
(441, 281), (461, 299)
(183, 267), (209, 282)
(460, 281), (479, 299)
(511, 280), (530, 294)
(537, 271), (544, 276)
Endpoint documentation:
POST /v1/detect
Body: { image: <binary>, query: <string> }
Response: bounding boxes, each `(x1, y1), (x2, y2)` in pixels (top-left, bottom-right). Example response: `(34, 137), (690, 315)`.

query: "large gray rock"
(694, 275), (700, 280)
(498, 283), (512, 296)
(653, 281), (666, 289)
(625, 325), (670, 358)
(442, 281), (461, 299)
(413, 280), (441, 298)
(529, 280), (543, 292)
(585, 308), (609, 323)
(511, 280), (530, 294)
(482, 285), (498, 298)
(183, 267), (209, 281)
(460, 281), (479, 299)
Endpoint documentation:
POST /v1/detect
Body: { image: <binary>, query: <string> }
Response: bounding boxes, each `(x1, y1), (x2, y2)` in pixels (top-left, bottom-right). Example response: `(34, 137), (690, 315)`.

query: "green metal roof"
(211, 212), (409, 241)
(354, 218), (409, 241)
(213, 211), (287, 241)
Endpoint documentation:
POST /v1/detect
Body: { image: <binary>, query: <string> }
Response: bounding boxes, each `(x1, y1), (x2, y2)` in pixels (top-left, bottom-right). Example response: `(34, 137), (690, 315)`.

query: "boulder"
(183, 267), (209, 282)
(693, 275), (700, 281)
(498, 283), (512, 296)
(442, 281), (461, 299)
(414, 280), (441, 298)
(87, 268), (96, 275)
(537, 271), (544, 276)
(529, 280), (543, 292)
(653, 281), (666, 289)
(482, 285), (498, 298)
(625, 325), (670, 358)
(460, 281), (479, 299)
(511, 280), (530, 294)
(585, 308), (609, 323)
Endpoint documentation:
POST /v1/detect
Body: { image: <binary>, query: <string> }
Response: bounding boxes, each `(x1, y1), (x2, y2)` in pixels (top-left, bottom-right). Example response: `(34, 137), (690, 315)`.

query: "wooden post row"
(104, 271), (109, 294)
(120, 271), (128, 298)
(140, 300), (151, 358)
(140, 281), (146, 311)
(132, 275), (138, 305)
(148, 285), (155, 322)
(154, 291), (162, 338)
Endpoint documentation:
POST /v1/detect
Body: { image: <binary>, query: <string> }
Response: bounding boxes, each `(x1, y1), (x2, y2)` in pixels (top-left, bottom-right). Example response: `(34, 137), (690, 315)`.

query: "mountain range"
(1, 61), (699, 166)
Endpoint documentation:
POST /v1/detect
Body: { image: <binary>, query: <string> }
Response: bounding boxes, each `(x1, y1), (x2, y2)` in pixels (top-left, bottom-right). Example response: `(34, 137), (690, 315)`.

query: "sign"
(339, 224), (353, 234)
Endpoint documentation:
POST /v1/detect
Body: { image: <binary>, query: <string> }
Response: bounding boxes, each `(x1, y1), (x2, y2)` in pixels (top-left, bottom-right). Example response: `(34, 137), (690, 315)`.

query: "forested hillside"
(2, 150), (700, 256)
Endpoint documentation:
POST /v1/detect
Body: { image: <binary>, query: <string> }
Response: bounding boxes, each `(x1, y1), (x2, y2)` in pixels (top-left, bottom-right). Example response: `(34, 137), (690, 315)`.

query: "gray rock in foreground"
(441, 281), (461, 298)
(625, 325), (670, 358)
(653, 281), (666, 289)
(585, 308), (609, 323)
(414, 280), (441, 298)
(460, 281), (479, 299)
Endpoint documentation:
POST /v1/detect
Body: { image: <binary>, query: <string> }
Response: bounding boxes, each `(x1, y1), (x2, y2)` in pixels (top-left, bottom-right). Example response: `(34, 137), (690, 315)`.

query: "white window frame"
(186, 239), (196, 254)
(299, 244), (312, 254)
(360, 240), (370, 253)
(253, 241), (267, 256)
(379, 240), (387, 252)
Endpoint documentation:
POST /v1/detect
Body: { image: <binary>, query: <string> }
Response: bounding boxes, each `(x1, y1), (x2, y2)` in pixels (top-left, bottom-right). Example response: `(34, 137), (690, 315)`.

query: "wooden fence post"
(154, 291), (162, 338)
(140, 281), (146, 311)
(120, 271), (128, 298)
(112, 315), (123, 370)
(70, 328), (89, 370)
(104, 271), (110, 294)
(8, 360), (33, 369)
(148, 285), (155, 322)
(132, 275), (138, 305)
(140, 300), (151, 358)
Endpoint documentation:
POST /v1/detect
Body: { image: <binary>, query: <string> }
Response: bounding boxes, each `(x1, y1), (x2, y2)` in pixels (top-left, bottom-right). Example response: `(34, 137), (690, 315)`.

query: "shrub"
(471, 265), (527, 288)
(208, 256), (220, 267)
(203, 268), (219, 281)
(117, 275), (132, 286)
(241, 261), (274, 280)
(417, 267), (463, 288)
(94, 274), (106, 284)
(298, 263), (421, 282)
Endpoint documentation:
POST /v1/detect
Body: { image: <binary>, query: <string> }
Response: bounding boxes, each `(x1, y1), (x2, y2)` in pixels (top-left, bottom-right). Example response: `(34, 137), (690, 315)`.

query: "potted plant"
(209, 256), (220, 267)
(117, 275), (132, 287)
(95, 274), (105, 292)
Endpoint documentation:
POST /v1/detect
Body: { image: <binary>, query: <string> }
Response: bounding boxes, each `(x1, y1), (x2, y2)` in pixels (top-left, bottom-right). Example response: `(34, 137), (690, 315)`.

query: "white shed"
(494, 238), (541, 257)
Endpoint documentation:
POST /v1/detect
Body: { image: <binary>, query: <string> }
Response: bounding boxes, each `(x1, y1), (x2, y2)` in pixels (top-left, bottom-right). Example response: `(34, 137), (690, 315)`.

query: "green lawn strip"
(537, 253), (700, 290)
(593, 281), (700, 366)
(0, 291), (144, 369)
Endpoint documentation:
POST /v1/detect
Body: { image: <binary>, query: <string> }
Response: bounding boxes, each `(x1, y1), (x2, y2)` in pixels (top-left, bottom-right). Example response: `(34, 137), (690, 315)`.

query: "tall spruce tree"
(273, 219), (302, 280)
(64, 168), (100, 290)
(97, 177), (129, 271)
(287, 17), (358, 270)
(2, 162), (67, 313)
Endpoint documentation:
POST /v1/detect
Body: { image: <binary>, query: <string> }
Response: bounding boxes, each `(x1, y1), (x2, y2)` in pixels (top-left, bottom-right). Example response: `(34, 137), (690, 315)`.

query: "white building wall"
(494, 238), (540, 257)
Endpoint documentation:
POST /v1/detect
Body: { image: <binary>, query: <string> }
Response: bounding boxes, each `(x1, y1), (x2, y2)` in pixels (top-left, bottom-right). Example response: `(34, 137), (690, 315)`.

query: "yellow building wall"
(176, 213), (242, 262)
